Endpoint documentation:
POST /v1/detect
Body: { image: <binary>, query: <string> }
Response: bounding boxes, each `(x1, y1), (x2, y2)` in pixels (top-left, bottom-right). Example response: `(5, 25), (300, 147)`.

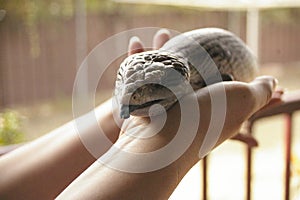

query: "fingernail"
(273, 78), (279, 90)
(274, 78), (278, 85)
(156, 28), (171, 36)
(129, 36), (141, 45)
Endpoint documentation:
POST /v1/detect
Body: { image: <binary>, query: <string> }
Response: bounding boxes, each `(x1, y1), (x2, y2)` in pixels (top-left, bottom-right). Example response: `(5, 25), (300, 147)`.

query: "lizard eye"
(131, 93), (138, 101)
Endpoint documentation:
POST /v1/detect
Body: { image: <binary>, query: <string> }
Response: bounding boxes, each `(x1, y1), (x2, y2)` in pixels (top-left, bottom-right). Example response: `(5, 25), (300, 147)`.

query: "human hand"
(127, 28), (171, 56)
(92, 29), (171, 143)
(119, 29), (278, 162)
(56, 30), (278, 200)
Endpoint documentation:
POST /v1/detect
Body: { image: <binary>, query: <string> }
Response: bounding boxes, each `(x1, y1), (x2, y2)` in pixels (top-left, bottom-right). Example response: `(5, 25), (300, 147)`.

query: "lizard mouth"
(120, 99), (164, 119)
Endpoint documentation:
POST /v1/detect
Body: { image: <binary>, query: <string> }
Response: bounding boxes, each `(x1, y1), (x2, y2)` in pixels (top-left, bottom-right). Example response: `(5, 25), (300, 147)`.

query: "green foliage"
(0, 0), (190, 23)
(0, 0), (117, 23)
(261, 8), (300, 25)
(0, 110), (24, 145)
(0, 0), (73, 23)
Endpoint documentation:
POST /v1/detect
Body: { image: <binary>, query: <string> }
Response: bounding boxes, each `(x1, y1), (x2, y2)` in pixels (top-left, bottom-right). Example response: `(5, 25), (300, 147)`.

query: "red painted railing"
(202, 90), (300, 200)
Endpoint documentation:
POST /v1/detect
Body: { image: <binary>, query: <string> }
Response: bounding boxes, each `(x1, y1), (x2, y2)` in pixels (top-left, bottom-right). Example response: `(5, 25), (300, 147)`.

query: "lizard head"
(115, 50), (191, 119)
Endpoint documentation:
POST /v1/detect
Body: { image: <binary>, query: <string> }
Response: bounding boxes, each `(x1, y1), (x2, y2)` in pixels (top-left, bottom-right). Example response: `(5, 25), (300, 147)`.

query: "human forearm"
(0, 99), (122, 199)
(57, 77), (277, 200)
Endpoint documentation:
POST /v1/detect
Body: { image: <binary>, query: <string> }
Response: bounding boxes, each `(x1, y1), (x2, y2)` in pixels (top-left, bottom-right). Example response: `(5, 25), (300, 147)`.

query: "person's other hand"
(127, 28), (171, 56)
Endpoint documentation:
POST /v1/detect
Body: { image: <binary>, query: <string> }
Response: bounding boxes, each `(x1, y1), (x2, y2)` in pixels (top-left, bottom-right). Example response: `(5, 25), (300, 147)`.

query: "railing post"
(246, 146), (252, 200)
(202, 156), (208, 200)
(285, 113), (293, 200)
(246, 122), (254, 200)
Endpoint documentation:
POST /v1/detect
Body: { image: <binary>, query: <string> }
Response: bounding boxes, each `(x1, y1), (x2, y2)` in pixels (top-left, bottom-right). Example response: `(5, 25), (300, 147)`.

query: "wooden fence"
(1, 9), (300, 107)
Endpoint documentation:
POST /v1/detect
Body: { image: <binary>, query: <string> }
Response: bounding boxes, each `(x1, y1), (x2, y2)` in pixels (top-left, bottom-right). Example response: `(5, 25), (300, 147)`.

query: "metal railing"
(202, 90), (300, 200)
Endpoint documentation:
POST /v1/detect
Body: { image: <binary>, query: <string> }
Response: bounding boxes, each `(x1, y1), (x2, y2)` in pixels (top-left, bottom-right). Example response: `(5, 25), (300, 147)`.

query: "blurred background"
(0, 0), (299, 199)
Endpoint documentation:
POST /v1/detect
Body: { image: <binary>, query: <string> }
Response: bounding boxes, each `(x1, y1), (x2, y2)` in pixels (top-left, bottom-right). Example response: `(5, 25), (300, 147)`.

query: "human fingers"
(263, 88), (284, 107)
(152, 29), (171, 50)
(128, 29), (170, 56)
(128, 36), (144, 56)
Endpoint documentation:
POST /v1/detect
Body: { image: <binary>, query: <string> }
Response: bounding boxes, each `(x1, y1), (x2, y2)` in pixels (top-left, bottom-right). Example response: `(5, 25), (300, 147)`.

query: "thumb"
(249, 76), (278, 111)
